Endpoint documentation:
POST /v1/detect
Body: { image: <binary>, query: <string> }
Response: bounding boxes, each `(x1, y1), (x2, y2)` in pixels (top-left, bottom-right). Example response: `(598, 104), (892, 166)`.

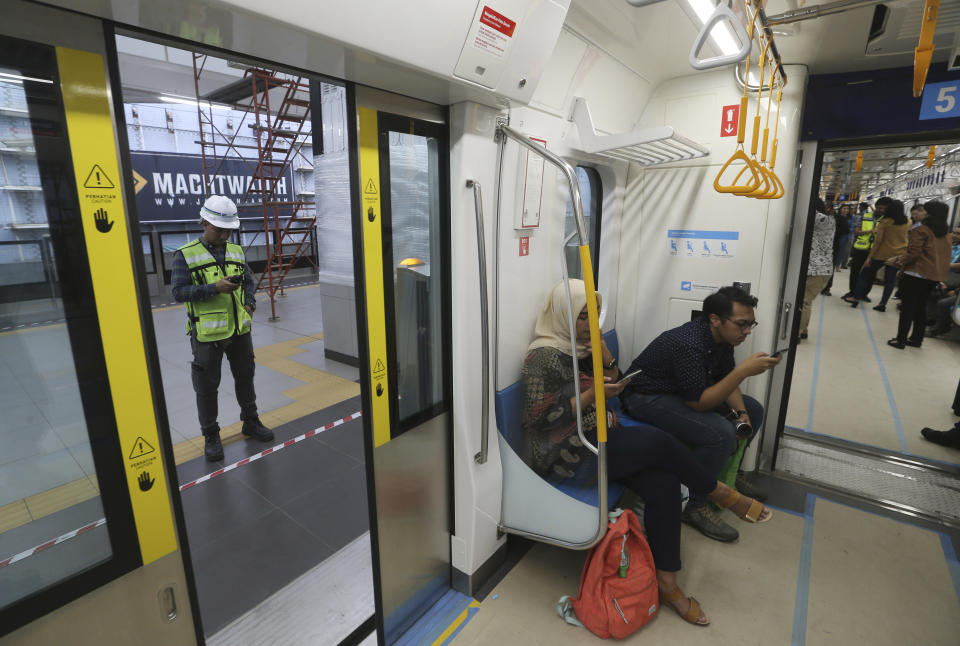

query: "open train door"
(0, 3), (200, 643)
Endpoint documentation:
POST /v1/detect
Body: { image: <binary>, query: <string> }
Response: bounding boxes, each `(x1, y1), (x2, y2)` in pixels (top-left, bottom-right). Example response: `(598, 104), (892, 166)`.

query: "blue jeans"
(619, 391), (763, 503)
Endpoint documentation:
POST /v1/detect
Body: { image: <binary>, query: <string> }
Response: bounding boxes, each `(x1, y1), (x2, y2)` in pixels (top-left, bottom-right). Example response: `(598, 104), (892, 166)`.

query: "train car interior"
(0, 0), (958, 645)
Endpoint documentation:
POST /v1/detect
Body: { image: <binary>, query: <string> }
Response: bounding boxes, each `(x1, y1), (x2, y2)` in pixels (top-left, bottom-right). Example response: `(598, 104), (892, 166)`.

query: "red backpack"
(557, 510), (659, 639)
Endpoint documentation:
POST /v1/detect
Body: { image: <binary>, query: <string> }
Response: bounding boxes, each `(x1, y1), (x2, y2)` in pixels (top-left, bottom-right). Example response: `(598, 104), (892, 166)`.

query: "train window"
(385, 127), (447, 424)
(0, 33), (139, 628)
(564, 165), (602, 283)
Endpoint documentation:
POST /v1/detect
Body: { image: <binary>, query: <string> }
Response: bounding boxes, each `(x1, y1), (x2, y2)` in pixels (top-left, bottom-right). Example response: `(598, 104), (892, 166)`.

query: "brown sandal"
(660, 586), (709, 626)
(718, 488), (772, 523)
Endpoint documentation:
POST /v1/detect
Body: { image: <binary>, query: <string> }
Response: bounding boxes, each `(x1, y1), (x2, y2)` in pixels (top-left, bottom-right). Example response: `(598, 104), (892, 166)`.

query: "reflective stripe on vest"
(853, 214), (876, 250)
(178, 239), (252, 342)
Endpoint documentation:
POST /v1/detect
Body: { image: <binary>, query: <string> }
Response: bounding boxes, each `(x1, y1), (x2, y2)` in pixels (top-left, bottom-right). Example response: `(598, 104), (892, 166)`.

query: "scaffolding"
(193, 54), (316, 320)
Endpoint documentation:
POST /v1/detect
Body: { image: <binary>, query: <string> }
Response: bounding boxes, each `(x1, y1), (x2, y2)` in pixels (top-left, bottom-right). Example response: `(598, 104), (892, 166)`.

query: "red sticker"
(720, 104), (739, 137)
(519, 237), (529, 256)
(480, 6), (517, 37)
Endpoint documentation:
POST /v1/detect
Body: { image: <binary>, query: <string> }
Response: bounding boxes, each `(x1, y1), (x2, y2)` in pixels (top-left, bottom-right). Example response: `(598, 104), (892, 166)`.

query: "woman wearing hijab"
(521, 279), (772, 627)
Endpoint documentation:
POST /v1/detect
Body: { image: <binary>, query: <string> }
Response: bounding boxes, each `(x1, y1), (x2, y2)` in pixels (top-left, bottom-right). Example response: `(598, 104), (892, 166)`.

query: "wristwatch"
(605, 357), (617, 369)
(734, 409), (747, 417)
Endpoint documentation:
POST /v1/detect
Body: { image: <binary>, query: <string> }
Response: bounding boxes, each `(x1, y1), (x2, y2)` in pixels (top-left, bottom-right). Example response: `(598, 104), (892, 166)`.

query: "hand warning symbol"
(376, 383), (383, 397)
(138, 471), (155, 492)
(94, 208), (114, 233)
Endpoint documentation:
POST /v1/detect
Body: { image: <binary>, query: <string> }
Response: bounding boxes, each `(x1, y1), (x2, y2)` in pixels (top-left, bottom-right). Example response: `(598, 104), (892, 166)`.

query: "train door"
(0, 3), (198, 644)
(353, 88), (452, 644)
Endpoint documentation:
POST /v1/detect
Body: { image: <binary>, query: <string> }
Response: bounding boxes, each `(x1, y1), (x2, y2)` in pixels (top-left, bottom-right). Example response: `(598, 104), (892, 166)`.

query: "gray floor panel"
(0, 449), (86, 507)
(777, 435), (960, 523)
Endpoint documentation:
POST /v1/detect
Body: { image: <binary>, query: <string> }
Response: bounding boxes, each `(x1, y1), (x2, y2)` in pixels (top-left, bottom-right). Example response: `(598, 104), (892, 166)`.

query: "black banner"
(129, 151), (296, 222)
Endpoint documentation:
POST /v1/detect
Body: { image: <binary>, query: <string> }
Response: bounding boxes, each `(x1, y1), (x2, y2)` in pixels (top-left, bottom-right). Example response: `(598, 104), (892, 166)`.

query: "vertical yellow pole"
(578, 246), (606, 443)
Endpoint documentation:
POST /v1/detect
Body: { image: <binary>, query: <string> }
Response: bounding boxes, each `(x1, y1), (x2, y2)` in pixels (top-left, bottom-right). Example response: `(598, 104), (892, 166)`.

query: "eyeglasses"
(724, 318), (758, 331)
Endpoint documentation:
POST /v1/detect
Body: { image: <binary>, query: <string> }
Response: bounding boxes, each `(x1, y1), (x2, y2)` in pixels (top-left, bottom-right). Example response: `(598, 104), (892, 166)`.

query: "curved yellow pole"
(579, 245), (607, 444)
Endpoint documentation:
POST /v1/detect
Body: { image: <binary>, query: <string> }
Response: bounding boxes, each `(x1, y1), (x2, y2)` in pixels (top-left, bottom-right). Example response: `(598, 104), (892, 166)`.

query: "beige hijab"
(527, 279), (602, 359)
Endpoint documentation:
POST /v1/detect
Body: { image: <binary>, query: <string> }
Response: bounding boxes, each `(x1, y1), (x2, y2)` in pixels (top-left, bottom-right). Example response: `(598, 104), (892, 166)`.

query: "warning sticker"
(84, 163), (115, 189)
(473, 6), (517, 59)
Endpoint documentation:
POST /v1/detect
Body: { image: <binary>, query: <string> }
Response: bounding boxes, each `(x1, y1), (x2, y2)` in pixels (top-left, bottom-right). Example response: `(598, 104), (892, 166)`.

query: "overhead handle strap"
(689, 0), (753, 71)
(913, 0), (940, 97)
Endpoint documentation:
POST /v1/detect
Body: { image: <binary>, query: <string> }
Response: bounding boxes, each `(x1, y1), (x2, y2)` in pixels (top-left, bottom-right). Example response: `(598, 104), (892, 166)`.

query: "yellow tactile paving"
(0, 500), (32, 534)
(2, 328), (359, 537)
(807, 499), (958, 646)
(24, 478), (98, 521)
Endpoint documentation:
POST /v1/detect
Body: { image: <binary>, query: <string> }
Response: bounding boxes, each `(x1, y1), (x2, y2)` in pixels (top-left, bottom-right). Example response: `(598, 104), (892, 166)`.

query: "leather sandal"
(717, 488), (772, 523)
(660, 586), (709, 626)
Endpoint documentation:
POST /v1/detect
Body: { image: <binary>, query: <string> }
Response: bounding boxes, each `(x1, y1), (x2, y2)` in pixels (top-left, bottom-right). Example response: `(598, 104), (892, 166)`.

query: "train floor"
(450, 476), (960, 646)
(785, 268), (960, 465)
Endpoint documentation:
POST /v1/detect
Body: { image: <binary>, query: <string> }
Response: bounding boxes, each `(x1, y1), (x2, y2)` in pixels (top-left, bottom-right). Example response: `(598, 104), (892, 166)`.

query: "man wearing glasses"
(620, 286), (781, 542)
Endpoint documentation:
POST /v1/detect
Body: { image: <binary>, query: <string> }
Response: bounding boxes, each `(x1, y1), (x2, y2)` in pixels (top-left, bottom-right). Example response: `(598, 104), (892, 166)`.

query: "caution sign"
(358, 107), (391, 448)
(84, 163), (115, 189)
(57, 47), (177, 566)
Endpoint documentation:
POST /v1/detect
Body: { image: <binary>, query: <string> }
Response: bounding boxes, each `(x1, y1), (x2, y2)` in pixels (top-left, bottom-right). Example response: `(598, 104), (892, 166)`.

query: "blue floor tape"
(858, 307), (910, 453)
(394, 588), (476, 646)
(791, 494), (816, 646)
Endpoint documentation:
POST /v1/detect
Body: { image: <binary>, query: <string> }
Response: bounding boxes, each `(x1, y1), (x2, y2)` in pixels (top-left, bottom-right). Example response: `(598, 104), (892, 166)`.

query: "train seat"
(495, 330), (654, 548)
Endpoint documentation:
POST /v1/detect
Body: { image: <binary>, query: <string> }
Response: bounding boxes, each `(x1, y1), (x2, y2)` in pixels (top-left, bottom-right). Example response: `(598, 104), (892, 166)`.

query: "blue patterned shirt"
(171, 238), (256, 310)
(623, 317), (735, 403)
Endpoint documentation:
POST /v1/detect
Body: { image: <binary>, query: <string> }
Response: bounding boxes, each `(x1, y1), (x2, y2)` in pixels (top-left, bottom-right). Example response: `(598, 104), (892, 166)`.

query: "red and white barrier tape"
(178, 411), (361, 491)
(0, 410), (361, 571)
(0, 518), (106, 571)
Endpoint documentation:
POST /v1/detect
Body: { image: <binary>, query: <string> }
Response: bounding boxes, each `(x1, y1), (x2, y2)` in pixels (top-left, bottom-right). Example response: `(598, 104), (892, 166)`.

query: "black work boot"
(682, 501), (739, 542)
(242, 417), (274, 442)
(204, 434), (224, 462)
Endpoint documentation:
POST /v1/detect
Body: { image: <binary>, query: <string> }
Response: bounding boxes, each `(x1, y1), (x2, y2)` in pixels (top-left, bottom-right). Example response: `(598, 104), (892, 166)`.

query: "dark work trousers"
(190, 331), (258, 437)
(895, 273), (938, 344)
(847, 248), (871, 296)
(620, 392), (763, 505)
(854, 259), (898, 305)
(606, 425), (716, 572)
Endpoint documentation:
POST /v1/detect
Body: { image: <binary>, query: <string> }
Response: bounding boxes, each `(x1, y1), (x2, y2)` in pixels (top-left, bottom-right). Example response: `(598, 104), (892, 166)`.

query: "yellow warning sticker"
(358, 107), (391, 448)
(57, 47), (177, 565)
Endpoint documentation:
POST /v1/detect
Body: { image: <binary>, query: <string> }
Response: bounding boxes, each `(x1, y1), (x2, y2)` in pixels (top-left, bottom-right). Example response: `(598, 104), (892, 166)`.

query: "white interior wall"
(615, 64), (809, 467)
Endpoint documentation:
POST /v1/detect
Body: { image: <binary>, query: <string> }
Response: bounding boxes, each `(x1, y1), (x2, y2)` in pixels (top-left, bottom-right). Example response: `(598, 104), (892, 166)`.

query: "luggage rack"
(568, 97), (710, 165)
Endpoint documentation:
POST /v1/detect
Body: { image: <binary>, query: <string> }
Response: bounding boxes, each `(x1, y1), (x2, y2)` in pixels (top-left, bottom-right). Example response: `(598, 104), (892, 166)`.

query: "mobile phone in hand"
(227, 274), (243, 284)
(770, 347), (790, 358)
(616, 368), (642, 385)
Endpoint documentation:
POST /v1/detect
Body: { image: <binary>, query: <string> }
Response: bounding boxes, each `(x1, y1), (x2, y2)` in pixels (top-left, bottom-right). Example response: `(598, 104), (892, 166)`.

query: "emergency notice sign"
(473, 6), (517, 58)
(720, 104), (739, 137)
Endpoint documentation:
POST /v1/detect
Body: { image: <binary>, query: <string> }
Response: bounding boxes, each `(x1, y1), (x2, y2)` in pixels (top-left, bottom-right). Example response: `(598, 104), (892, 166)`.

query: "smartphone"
(616, 368), (642, 385)
(226, 274), (243, 284)
(770, 347), (791, 358)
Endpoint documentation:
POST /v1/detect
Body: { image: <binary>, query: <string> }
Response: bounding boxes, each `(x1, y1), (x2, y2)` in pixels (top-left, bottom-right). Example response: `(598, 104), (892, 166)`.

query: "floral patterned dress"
(521, 346), (600, 480)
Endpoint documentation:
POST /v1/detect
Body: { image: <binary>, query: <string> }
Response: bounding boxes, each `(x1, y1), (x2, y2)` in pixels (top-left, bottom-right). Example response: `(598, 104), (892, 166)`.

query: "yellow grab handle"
(750, 115), (761, 156)
(761, 128), (769, 161)
(913, 0), (940, 97)
(715, 149), (761, 194)
(579, 245), (607, 444)
(737, 96), (748, 144)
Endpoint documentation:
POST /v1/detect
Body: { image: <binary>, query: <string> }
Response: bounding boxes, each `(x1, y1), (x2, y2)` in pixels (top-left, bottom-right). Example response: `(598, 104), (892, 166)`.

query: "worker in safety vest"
(843, 199), (888, 301)
(172, 195), (273, 462)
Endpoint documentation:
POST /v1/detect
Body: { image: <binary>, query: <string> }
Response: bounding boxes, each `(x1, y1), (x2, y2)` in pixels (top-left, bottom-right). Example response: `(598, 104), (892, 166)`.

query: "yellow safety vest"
(853, 213), (876, 250)
(179, 239), (252, 342)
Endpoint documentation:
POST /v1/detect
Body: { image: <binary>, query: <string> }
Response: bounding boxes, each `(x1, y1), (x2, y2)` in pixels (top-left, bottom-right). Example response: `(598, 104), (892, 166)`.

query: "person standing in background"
(843, 200), (909, 312)
(822, 203), (852, 296)
(799, 198), (835, 340)
(844, 199), (890, 303)
(887, 200), (952, 349)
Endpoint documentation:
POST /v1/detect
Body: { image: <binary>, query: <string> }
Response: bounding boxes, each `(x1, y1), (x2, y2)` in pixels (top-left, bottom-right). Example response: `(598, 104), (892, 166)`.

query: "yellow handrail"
(579, 246), (606, 444)
(913, 0), (940, 97)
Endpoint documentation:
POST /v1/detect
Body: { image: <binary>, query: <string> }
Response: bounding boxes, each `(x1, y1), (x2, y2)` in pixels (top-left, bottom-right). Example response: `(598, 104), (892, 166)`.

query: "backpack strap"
(557, 595), (583, 627)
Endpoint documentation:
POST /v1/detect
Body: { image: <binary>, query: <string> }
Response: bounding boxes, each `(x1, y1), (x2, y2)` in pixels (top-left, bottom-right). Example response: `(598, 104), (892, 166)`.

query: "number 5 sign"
(919, 81), (960, 120)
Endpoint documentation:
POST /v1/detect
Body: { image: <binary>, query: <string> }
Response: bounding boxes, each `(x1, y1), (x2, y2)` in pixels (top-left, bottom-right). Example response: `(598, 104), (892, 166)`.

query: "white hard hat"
(199, 195), (240, 229)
